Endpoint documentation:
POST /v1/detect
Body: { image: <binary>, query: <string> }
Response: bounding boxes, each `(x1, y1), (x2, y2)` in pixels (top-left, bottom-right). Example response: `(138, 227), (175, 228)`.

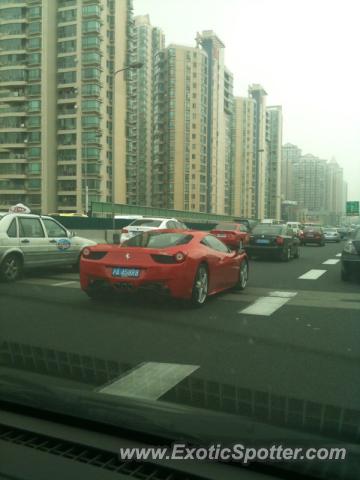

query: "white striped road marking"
(298, 269), (327, 280)
(322, 259), (340, 265)
(238, 291), (297, 316)
(51, 281), (77, 287)
(98, 362), (199, 400)
(336, 253), (342, 257)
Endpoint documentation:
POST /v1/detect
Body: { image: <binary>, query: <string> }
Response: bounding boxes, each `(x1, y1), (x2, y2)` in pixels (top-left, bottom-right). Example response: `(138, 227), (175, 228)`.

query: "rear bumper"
(245, 245), (283, 256)
(80, 259), (195, 299)
(303, 237), (323, 244)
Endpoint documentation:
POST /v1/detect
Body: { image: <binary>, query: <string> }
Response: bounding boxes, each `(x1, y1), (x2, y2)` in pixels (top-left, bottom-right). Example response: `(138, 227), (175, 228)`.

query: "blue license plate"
(256, 239), (270, 244)
(112, 267), (140, 278)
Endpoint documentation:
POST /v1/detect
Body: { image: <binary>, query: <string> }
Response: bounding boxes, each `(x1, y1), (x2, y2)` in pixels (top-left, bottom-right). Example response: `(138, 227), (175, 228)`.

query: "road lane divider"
(238, 291), (297, 316)
(336, 253), (342, 257)
(51, 281), (78, 287)
(298, 269), (327, 280)
(98, 362), (199, 400)
(322, 259), (340, 265)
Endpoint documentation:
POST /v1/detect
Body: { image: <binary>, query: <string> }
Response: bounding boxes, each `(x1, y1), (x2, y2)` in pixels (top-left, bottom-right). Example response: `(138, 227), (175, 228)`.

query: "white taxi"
(0, 204), (96, 282)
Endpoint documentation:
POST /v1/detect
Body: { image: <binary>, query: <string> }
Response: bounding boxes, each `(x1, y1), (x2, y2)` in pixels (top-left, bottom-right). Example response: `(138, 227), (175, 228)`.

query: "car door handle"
(49, 240), (57, 244)
(21, 239), (30, 244)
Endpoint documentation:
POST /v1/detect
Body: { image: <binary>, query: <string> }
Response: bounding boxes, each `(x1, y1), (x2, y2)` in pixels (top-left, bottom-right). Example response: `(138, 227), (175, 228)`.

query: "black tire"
(0, 254), (22, 282)
(281, 246), (291, 262)
(303, 242), (307, 246)
(190, 264), (208, 307)
(234, 260), (249, 291)
(321, 241), (325, 247)
(341, 267), (350, 282)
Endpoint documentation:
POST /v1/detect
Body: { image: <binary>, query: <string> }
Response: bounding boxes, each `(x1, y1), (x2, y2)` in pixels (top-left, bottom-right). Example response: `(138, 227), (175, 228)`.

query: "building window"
(28, 6), (42, 19)
(58, 24), (77, 39)
(58, 71), (76, 84)
(58, 39), (76, 53)
(28, 100), (41, 112)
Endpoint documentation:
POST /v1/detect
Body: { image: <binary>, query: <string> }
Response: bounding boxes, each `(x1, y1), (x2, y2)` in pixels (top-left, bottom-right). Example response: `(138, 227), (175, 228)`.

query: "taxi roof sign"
(9, 203), (31, 214)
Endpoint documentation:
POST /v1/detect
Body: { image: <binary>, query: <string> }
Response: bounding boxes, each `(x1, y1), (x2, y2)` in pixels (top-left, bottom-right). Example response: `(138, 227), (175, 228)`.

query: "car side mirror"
(68, 230), (75, 238)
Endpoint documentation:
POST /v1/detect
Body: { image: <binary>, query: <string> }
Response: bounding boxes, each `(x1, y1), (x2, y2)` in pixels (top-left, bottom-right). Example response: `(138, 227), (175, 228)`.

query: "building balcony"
(0, 80), (27, 87)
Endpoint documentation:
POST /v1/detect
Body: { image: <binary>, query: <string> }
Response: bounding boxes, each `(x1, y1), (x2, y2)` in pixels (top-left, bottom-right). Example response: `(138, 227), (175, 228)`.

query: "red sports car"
(210, 222), (250, 250)
(80, 229), (249, 307)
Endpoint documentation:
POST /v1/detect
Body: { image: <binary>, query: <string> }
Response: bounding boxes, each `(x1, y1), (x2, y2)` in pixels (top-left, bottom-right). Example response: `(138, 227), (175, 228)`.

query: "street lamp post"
(111, 62), (143, 229)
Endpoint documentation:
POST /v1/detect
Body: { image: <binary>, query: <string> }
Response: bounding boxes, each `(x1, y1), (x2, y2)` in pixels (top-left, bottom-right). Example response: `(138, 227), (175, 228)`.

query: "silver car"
(323, 227), (341, 242)
(0, 212), (96, 282)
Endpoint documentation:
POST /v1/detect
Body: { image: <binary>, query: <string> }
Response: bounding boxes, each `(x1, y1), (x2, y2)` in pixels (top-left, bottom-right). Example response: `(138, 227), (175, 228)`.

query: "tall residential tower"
(0, 0), (131, 213)
(152, 44), (208, 211)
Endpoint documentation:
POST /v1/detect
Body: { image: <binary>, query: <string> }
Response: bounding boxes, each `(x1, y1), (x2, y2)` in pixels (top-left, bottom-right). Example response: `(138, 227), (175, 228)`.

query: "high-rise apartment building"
(326, 158), (345, 224)
(281, 143), (302, 201)
(126, 15), (164, 206)
(293, 154), (327, 215)
(152, 44), (208, 211)
(197, 30), (230, 215)
(223, 67), (234, 215)
(232, 96), (256, 218)
(0, 0), (131, 214)
(248, 84), (267, 220)
(265, 106), (282, 220)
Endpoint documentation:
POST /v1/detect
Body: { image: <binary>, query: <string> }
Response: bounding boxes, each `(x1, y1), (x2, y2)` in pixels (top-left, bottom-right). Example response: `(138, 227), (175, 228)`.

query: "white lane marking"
(238, 291), (297, 316)
(269, 291), (298, 298)
(51, 281), (77, 287)
(98, 362), (199, 400)
(336, 253), (342, 257)
(322, 259), (340, 265)
(298, 269), (327, 280)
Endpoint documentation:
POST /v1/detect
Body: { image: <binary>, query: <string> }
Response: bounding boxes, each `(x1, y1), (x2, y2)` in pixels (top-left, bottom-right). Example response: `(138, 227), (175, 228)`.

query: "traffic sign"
(346, 201), (359, 216)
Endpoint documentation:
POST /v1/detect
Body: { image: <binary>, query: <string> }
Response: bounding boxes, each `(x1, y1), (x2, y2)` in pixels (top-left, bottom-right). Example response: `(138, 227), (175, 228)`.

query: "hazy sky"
(134, 0), (360, 199)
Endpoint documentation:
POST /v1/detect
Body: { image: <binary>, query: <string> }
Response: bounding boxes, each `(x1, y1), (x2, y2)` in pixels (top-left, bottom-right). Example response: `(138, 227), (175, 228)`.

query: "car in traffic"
(120, 217), (187, 243)
(323, 227), (341, 242)
(341, 228), (360, 281)
(233, 217), (258, 232)
(210, 222), (250, 249)
(80, 229), (249, 307)
(302, 226), (325, 246)
(245, 223), (300, 261)
(0, 209), (96, 282)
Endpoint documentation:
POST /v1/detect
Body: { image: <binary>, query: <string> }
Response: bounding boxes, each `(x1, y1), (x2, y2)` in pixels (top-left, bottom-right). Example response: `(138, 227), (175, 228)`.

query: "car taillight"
(122, 228), (128, 233)
(151, 252), (186, 264)
(82, 248), (91, 257)
(174, 251), (186, 263)
(275, 236), (284, 245)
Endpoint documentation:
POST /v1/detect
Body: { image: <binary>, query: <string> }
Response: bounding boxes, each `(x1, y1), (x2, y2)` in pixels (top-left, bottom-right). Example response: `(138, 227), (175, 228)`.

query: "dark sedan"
(302, 227), (325, 246)
(245, 224), (300, 261)
(341, 228), (360, 281)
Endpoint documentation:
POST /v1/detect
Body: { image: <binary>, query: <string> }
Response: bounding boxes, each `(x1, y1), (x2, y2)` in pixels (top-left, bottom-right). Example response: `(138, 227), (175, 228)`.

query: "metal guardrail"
(90, 201), (235, 223)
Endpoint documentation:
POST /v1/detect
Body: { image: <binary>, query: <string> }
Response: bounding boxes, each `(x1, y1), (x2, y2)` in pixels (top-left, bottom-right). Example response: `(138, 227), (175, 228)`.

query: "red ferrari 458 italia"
(80, 229), (249, 307)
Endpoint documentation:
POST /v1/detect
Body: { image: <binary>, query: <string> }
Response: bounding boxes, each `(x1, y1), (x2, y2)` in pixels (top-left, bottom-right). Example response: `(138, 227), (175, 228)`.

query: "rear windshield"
(123, 232), (193, 248)
(253, 225), (283, 235)
(214, 223), (238, 230)
(129, 219), (162, 227)
(324, 228), (337, 232)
